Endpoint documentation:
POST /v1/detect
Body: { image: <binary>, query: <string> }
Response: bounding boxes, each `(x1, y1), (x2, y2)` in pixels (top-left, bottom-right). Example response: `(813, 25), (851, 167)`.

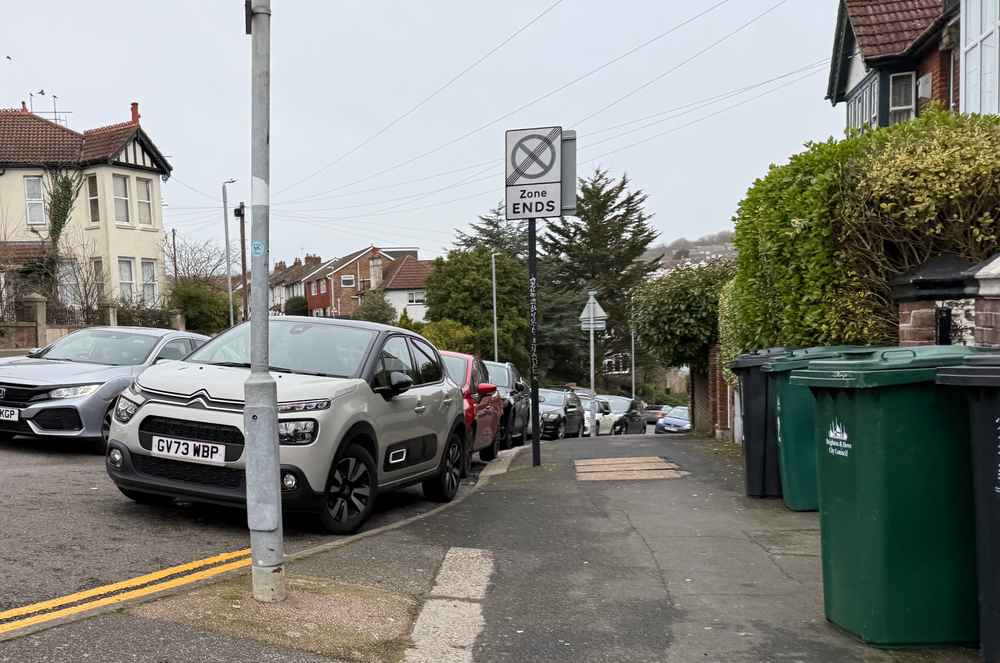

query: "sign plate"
(506, 127), (562, 220)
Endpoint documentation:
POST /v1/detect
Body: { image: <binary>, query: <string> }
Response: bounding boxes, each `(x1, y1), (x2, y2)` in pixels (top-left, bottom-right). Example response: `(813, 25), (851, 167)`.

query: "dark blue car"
(654, 406), (691, 434)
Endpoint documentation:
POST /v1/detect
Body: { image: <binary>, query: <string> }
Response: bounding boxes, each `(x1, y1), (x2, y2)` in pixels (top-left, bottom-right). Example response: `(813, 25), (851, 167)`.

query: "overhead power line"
(272, 0), (733, 206)
(574, 0), (790, 125)
(274, 0), (567, 197)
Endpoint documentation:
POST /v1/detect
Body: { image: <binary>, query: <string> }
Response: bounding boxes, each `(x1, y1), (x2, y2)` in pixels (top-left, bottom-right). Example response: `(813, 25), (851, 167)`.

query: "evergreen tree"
(539, 169), (659, 352)
(454, 203), (528, 259)
(351, 289), (396, 325)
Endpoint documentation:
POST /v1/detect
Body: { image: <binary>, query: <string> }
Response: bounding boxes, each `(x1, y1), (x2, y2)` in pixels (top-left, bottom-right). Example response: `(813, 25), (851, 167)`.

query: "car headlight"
(543, 412), (560, 421)
(114, 395), (140, 424)
(278, 399), (331, 413)
(278, 420), (317, 445)
(49, 384), (102, 399)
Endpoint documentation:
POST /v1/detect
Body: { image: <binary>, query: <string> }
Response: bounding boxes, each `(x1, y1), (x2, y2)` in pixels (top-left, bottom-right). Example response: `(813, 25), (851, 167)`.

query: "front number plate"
(0, 407), (19, 422)
(151, 436), (225, 466)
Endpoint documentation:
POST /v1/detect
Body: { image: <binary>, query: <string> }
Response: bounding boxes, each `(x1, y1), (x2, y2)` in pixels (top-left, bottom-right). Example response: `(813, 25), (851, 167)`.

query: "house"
(0, 101), (172, 306)
(303, 245), (418, 318)
(381, 255), (434, 323)
(267, 255), (322, 313)
(827, 0), (961, 131)
(961, 0), (1000, 114)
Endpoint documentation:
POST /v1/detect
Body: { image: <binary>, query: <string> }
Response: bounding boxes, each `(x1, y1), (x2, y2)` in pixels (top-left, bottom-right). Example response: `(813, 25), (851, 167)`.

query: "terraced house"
(0, 101), (172, 308)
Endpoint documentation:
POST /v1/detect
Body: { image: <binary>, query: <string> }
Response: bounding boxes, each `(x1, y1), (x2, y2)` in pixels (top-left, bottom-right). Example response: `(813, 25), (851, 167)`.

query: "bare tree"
(46, 228), (108, 325)
(38, 166), (85, 301)
(162, 231), (238, 284)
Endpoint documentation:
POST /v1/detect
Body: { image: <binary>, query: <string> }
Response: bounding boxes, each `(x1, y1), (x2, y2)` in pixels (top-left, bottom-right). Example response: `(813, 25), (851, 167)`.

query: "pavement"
(0, 432), (984, 662)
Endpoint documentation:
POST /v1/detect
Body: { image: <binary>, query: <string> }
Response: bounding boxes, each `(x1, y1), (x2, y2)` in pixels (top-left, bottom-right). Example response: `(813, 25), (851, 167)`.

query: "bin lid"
(790, 345), (980, 389)
(937, 353), (1000, 386)
(761, 345), (867, 373)
(727, 347), (793, 371)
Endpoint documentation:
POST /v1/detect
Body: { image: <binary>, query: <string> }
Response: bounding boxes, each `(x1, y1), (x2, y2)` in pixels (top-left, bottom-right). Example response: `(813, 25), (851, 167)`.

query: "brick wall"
(917, 44), (958, 112)
(899, 301), (937, 346)
(331, 251), (383, 317)
(975, 298), (1000, 347)
(707, 344), (730, 438)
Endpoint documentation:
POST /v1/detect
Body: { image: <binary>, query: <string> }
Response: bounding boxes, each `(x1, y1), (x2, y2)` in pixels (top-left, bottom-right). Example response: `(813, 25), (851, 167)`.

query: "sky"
(2, 0), (844, 264)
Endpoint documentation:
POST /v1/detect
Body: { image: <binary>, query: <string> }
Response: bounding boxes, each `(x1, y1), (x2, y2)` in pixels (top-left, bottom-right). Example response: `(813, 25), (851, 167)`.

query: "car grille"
(33, 408), (83, 431)
(0, 384), (50, 408)
(132, 454), (245, 489)
(139, 416), (244, 445)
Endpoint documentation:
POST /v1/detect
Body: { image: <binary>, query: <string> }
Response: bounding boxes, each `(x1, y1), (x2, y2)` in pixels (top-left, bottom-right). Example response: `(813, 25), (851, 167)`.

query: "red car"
(441, 351), (503, 470)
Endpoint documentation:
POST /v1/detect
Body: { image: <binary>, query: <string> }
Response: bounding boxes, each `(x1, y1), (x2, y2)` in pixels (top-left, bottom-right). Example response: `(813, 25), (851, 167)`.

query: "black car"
(483, 360), (529, 448)
(538, 388), (585, 439)
(601, 395), (647, 435)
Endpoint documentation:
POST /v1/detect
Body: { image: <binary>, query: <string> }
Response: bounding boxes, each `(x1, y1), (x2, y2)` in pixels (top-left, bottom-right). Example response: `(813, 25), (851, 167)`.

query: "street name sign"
(506, 127), (562, 220)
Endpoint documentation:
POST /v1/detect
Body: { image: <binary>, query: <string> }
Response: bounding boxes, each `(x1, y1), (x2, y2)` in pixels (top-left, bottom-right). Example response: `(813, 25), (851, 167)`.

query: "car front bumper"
(0, 392), (112, 440)
(655, 422), (690, 434)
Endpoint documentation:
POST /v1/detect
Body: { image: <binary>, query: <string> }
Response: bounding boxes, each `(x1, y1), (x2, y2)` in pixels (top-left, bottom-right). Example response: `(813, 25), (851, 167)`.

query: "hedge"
(730, 110), (1000, 352)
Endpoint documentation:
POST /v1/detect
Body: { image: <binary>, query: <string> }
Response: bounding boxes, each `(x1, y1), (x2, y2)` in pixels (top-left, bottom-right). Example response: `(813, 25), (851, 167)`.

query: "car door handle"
(442, 398), (453, 406)
(414, 404), (426, 414)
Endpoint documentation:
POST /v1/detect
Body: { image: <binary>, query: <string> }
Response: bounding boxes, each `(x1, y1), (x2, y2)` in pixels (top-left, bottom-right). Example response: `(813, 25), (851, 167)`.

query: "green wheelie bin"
(791, 346), (979, 646)
(762, 346), (862, 512)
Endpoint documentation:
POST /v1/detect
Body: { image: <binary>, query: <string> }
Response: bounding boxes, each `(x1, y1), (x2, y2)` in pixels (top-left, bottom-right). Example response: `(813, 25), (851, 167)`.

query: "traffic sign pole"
(528, 218), (541, 467)
(589, 291), (596, 436)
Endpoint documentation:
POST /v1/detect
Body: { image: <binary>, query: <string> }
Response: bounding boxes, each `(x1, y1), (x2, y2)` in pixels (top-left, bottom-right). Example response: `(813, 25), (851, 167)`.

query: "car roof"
(267, 315), (431, 341)
(79, 326), (187, 338)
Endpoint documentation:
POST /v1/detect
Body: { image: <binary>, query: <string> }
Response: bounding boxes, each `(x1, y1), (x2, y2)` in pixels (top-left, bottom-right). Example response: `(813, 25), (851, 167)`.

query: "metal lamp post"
(221, 178), (237, 328)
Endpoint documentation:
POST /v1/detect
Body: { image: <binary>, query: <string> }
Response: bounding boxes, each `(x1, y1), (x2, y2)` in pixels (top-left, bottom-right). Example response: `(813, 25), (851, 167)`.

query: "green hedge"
(731, 111), (1000, 351)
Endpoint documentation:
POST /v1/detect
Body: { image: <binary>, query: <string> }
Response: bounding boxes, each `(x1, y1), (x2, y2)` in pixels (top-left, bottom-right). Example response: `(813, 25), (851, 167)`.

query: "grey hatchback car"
(0, 326), (208, 450)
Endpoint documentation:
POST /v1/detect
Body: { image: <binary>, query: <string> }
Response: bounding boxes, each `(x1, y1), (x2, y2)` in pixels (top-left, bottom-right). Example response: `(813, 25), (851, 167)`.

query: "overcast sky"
(3, 0), (842, 263)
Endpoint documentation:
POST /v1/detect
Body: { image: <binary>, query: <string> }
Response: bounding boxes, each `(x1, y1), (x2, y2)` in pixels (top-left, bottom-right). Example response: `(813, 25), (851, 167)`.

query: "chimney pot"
(20, 101), (27, 112)
(130, 102), (140, 124)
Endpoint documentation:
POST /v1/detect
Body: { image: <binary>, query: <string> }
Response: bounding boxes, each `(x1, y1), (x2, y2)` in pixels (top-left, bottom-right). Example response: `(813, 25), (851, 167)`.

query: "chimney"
(304, 254), (322, 266)
(274, 260), (287, 272)
(20, 101), (28, 113)
(293, 257), (302, 267)
(130, 102), (140, 124)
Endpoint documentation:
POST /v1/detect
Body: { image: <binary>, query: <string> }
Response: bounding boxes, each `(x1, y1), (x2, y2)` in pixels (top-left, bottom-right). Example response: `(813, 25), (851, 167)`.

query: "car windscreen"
(604, 396), (630, 413)
(442, 356), (468, 385)
(187, 320), (376, 378)
(483, 362), (510, 387)
(670, 407), (690, 420)
(41, 329), (160, 366)
(539, 390), (566, 406)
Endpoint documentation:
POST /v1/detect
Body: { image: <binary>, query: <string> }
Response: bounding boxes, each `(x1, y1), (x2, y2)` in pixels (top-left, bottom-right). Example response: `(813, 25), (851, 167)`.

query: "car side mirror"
(26, 347), (41, 357)
(389, 371), (413, 396)
(477, 383), (497, 396)
(514, 381), (526, 392)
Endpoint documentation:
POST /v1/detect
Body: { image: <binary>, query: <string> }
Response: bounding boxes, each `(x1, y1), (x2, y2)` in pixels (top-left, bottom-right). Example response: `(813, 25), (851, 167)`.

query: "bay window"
(113, 175), (130, 223)
(118, 258), (134, 303)
(963, 0), (1000, 114)
(141, 259), (157, 305)
(889, 72), (917, 125)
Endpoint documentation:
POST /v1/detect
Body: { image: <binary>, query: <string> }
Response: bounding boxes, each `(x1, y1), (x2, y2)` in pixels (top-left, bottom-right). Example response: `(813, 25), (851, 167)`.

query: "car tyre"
(319, 443), (377, 535)
(118, 486), (174, 506)
(556, 421), (566, 439)
(93, 406), (114, 455)
(424, 431), (463, 503)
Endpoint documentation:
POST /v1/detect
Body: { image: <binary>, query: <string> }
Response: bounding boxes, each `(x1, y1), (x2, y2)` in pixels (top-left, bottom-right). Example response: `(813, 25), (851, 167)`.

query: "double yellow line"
(0, 548), (251, 636)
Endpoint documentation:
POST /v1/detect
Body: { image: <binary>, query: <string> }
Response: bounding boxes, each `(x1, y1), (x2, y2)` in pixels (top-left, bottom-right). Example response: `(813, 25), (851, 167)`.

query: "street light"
(222, 178), (237, 328)
(491, 251), (499, 362)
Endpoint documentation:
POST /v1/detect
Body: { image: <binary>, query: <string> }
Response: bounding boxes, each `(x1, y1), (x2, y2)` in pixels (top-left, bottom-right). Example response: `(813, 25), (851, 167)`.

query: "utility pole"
(245, 0), (285, 603)
(528, 220), (540, 467)
(589, 290), (597, 436)
(491, 251), (499, 362)
(236, 202), (249, 320)
(171, 228), (179, 285)
(222, 179), (236, 328)
(630, 327), (636, 399)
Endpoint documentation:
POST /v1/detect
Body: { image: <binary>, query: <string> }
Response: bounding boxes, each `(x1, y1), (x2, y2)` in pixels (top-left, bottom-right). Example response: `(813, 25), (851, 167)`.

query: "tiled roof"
(845, 0), (944, 60)
(0, 108), (166, 171)
(382, 256), (434, 290)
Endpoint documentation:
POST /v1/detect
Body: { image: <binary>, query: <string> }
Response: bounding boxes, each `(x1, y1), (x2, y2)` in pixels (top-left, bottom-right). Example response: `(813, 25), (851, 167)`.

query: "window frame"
(341, 274), (356, 288)
(141, 259), (157, 305)
(319, 279), (327, 294)
(87, 174), (100, 224)
(118, 258), (135, 303)
(888, 72), (917, 125)
(24, 176), (46, 226)
(156, 337), (192, 361)
(113, 174), (131, 224)
(407, 289), (426, 304)
(962, 0), (1000, 114)
(310, 281), (317, 296)
(408, 337), (443, 385)
(374, 334), (418, 388)
(136, 177), (153, 225)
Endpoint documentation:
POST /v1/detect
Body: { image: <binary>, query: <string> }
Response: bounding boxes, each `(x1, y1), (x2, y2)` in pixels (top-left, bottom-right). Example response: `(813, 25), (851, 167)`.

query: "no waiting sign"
(505, 126), (575, 220)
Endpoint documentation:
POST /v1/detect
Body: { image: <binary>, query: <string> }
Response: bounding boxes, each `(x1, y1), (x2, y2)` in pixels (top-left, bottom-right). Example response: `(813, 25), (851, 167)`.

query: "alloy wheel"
(443, 439), (461, 497)
(326, 455), (372, 524)
(557, 422), (566, 439)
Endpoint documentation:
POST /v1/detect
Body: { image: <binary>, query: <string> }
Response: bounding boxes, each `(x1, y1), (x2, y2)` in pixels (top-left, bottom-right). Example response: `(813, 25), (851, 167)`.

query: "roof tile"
(0, 110), (144, 167)
(845, 0), (944, 60)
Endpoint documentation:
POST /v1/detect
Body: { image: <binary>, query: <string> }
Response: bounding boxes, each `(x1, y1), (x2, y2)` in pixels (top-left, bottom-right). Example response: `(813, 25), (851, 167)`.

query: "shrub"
(421, 319), (475, 353)
(170, 280), (231, 335)
(117, 302), (173, 329)
(351, 289), (396, 325)
(283, 295), (308, 316)
(731, 111), (1000, 351)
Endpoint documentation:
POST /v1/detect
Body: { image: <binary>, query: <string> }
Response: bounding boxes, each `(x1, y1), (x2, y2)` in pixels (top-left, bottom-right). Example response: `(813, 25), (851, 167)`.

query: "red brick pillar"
(972, 254), (1000, 348)
(890, 255), (977, 346)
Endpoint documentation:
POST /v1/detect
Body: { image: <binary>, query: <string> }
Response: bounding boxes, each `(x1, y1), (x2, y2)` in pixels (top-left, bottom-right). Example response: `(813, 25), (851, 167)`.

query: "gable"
(115, 137), (157, 170)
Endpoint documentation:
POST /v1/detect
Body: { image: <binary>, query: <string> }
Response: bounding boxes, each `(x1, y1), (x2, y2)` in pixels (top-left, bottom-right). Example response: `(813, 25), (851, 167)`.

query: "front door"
(369, 335), (426, 484)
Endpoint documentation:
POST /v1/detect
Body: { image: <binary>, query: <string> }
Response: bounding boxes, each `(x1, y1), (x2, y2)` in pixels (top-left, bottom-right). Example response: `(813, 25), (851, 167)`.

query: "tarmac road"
(0, 434), (479, 613)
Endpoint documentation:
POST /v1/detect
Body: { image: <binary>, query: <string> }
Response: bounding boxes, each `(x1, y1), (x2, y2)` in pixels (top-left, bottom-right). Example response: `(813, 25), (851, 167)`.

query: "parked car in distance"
(483, 360), (529, 448)
(643, 403), (666, 424)
(655, 406), (691, 434)
(441, 351), (502, 469)
(0, 327), (207, 452)
(600, 395), (647, 435)
(106, 317), (466, 535)
(539, 388), (584, 439)
(581, 397), (615, 436)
